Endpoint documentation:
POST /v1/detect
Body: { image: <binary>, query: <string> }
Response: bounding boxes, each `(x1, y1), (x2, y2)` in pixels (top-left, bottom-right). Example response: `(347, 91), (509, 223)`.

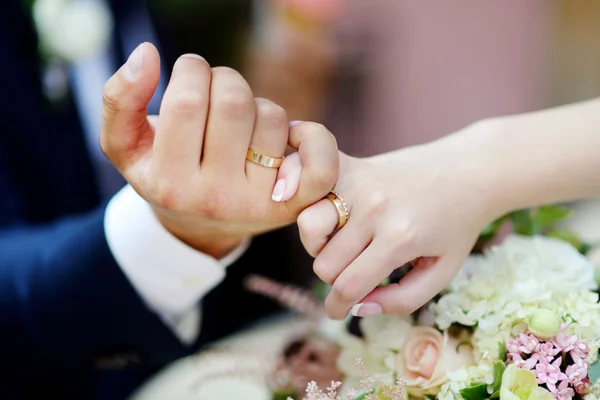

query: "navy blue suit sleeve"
(0, 208), (189, 383)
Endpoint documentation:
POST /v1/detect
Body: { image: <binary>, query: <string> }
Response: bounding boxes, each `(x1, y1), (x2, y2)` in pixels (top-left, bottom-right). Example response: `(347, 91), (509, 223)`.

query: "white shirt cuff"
(104, 185), (250, 344)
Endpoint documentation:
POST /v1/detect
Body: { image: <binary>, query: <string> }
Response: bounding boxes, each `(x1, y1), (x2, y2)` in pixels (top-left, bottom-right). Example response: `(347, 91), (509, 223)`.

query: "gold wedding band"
(246, 148), (284, 169)
(326, 190), (349, 230)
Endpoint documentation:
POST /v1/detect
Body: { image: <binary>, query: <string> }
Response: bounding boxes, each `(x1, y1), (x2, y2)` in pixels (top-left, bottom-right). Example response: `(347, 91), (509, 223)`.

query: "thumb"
(100, 42), (161, 175)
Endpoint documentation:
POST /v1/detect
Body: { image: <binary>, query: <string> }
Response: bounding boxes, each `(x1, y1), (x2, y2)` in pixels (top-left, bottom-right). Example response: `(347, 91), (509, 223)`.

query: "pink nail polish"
(351, 302), (382, 317)
(289, 120), (302, 127)
(272, 179), (286, 202)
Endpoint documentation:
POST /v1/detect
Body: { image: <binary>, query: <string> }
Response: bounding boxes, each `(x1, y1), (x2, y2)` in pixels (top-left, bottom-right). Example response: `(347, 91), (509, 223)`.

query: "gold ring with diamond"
(326, 190), (349, 230)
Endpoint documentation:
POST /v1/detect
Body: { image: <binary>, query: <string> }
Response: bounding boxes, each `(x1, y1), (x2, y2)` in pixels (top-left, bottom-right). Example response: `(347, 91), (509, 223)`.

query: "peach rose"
(396, 327), (474, 396)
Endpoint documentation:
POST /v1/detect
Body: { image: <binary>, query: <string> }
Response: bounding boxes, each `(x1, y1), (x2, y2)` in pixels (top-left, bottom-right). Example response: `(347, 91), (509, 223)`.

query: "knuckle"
(198, 190), (231, 221)
(382, 219), (418, 249)
(364, 190), (389, 214)
(256, 98), (287, 128)
(101, 83), (123, 118)
(150, 180), (184, 211)
(312, 259), (334, 284)
(331, 279), (355, 304)
(214, 86), (254, 120)
(297, 211), (318, 238)
(314, 166), (337, 190)
(171, 90), (208, 114)
(304, 163), (337, 193)
(302, 241), (319, 259)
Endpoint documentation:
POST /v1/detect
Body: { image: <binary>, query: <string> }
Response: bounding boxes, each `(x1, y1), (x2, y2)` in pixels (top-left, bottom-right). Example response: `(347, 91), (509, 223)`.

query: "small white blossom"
(432, 235), (598, 361)
(33, 0), (113, 62)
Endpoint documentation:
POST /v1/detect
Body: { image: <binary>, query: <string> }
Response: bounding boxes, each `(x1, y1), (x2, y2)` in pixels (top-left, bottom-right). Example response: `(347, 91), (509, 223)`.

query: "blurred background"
(152, 0), (600, 156)
(10, 0), (600, 157)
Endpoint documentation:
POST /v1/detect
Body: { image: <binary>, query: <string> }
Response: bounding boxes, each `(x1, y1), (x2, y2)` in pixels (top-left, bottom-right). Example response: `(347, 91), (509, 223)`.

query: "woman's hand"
(276, 121), (504, 320)
(277, 99), (600, 320)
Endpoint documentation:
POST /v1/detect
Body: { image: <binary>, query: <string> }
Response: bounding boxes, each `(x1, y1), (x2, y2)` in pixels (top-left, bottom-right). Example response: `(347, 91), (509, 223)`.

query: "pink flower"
(507, 334), (543, 370)
(570, 341), (590, 364)
(396, 327), (474, 396)
(552, 332), (578, 353)
(506, 325), (592, 400)
(514, 354), (540, 370)
(535, 357), (567, 388)
(565, 360), (588, 386)
(552, 379), (575, 400)
(537, 342), (560, 363)
(507, 339), (521, 355)
(573, 378), (591, 395)
(518, 333), (539, 354)
(524, 356), (541, 370)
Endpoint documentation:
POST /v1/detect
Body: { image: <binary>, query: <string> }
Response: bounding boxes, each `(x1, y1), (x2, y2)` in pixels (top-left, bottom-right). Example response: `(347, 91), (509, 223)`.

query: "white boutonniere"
(28, 0), (114, 103)
(33, 0), (113, 62)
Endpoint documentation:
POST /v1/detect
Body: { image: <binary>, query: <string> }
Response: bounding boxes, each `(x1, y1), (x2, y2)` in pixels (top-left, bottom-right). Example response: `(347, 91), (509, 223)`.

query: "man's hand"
(100, 43), (338, 258)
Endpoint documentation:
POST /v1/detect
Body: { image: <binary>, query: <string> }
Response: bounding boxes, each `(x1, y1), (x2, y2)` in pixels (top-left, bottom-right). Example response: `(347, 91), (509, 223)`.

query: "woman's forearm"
(367, 98), (600, 223)
(467, 98), (600, 216)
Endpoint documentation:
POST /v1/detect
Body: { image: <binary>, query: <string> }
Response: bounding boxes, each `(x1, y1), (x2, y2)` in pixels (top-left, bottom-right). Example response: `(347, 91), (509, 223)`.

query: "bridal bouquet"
(249, 207), (600, 400)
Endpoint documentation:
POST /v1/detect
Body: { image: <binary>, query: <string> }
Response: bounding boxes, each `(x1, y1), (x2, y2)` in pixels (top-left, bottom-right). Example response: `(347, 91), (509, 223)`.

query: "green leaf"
(378, 277), (391, 287)
(459, 383), (489, 400)
(312, 280), (331, 302)
(498, 341), (507, 361)
(492, 361), (506, 393)
(481, 216), (507, 236)
(534, 205), (571, 230)
(509, 210), (536, 236)
(490, 390), (500, 399)
(479, 216), (508, 245)
(272, 390), (298, 400)
(589, 352), (600, 383)
(580, 241), (592, 256)
(547, 229), (582, 248)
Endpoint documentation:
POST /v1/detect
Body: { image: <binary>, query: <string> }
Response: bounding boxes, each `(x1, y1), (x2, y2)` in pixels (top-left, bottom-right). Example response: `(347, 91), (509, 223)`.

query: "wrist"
(446, 117), (530, 220)
(152, 209), (246, 259)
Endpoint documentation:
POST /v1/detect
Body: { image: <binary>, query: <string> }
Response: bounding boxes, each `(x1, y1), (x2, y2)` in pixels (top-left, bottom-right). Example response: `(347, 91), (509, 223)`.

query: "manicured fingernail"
(289, 120), (302, 127)
(124, 44), (143, 79)
(351, 302), (382, 317)
(272, 179), (286, 202)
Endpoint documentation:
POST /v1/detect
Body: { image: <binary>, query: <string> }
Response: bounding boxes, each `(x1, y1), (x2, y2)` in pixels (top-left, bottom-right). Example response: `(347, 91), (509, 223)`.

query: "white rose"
(335, 315), (413, 383)
(33, 0), (113, 62)
(359, 315), (413, 349)
(497, 235), (597, 292)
